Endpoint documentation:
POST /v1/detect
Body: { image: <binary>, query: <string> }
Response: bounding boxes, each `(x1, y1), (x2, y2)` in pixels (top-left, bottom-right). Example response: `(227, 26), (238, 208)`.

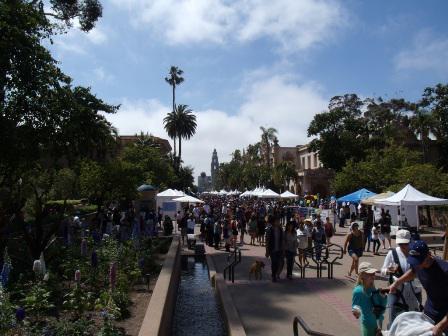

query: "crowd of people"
(172, 194), (447, 336)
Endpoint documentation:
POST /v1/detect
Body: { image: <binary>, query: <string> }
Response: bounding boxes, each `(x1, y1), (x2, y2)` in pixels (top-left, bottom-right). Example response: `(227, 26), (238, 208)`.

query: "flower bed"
(0, 234), (172, 336)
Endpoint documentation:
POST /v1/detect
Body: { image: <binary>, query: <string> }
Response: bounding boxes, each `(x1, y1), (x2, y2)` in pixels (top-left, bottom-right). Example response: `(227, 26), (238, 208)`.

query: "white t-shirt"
(371, 226), (379, 240)
(349, 204), (356, 215)
(381, 247), (422, 310)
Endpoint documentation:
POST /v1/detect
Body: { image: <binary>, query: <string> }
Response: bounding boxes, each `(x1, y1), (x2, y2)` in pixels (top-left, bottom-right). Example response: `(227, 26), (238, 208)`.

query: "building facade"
(272, 143), (334, 197)
(197, 172), (212, 193)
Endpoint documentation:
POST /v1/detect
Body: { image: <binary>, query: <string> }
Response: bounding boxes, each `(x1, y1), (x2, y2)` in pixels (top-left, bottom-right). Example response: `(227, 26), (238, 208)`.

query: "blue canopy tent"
(337, 188), (376, 204)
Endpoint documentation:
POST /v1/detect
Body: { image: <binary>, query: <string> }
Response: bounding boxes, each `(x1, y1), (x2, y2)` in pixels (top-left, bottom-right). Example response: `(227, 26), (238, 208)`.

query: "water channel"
(171, 255), (227, 336)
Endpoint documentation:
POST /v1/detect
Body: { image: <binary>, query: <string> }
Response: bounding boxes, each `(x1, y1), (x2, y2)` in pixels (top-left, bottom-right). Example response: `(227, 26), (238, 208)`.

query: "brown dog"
(249, 260), (265, 280)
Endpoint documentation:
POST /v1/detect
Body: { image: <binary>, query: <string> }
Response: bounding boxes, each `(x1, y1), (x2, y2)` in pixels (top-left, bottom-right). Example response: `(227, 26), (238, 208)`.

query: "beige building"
(272, 143), (333, 196)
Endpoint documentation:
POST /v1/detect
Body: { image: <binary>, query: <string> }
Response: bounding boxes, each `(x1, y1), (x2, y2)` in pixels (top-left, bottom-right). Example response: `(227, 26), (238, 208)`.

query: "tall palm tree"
(176, 104), (197, 165)
(165, 66), (184, 156)
(259, 126), (278, 166)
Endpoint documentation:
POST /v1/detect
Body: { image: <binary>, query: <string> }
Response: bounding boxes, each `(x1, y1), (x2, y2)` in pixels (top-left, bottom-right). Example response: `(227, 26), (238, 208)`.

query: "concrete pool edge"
(207, 254), (247, 336)
(138, 236), (180, 336)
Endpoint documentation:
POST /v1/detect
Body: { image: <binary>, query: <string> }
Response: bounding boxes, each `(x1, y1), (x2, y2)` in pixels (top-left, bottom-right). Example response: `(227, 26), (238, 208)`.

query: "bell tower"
(211, 149), (219, 189)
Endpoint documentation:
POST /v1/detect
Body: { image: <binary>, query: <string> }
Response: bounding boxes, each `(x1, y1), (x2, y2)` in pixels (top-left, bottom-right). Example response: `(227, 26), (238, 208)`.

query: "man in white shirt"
(349, 202), (357, 218)
(381, 229), (422, 328)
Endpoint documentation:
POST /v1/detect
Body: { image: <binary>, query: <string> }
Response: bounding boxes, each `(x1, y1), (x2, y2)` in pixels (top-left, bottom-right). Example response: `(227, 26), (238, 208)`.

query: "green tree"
(332, 145), (421, 196)
(420, 83), (448, 169)
(393, 164), (448, 198)
(308, 94), (366, 171)
(259, 126), (278, 166)
(273, 161), (296, 191)
(164, 66), (184, 157)
(409, 107), (436, 163)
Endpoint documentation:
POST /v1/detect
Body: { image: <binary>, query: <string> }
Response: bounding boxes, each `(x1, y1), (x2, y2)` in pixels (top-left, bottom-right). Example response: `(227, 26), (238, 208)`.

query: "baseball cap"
(407, 240), (429, 267)
(395, 229), (411, 244)
(358, 262), (377, 274)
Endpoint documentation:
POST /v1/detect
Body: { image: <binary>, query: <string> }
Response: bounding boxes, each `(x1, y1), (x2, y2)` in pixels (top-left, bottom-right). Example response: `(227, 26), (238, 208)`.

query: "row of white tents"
(240, 188), (299, 199)
(203, 188), (299, 199)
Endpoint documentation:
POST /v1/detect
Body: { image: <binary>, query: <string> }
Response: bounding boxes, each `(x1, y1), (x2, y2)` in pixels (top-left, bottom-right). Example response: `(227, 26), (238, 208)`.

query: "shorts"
(349, 248), (363, 258)
(382, 232), (391, 240)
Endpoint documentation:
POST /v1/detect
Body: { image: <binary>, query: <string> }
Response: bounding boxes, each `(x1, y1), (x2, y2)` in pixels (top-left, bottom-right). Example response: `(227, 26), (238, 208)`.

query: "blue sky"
(49, 0), (448, 181)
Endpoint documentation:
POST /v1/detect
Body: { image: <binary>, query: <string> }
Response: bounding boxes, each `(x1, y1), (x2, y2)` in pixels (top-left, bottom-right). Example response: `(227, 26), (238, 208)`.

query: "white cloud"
(86, 27), (108, 44)
(51, 23), (109, 58)
(103, 74), (328, 179)
(110, 0), (347, 52)
(395, 30), (448, 75)
(93, 67), (114, 82)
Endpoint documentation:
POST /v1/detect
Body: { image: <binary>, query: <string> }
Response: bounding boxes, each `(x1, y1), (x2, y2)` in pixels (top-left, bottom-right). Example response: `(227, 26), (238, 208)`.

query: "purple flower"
(15, 307), (25, 321)
(75, 269), (81, 282)
(1, 263), (10, 286)
(109, 262), (117, 290)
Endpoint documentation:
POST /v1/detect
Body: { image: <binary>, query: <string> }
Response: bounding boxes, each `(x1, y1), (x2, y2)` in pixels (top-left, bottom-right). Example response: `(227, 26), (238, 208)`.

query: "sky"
(48, 0), (448, 183)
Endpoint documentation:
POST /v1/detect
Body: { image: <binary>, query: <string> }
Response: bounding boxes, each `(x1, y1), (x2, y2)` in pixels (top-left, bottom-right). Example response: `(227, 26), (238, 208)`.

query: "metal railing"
(294, 243), (343, 279)
(223, 247), (241, 283)
(293, 316), (334, 336)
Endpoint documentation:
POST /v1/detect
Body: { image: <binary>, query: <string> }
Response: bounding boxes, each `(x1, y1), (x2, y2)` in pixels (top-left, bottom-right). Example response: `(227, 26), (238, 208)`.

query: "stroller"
(382, 311), (446, 336)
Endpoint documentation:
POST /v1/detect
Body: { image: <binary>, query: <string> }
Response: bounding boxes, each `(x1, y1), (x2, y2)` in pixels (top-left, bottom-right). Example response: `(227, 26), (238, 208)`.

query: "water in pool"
(172, 256), (227, 336)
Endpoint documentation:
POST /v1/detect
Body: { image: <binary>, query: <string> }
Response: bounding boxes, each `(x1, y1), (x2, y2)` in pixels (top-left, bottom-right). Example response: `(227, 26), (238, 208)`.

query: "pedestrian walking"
(284, 221), (298, 280)
(248, 213), (257, 245)
(380, 230), (422, 328)
(324, 216), (334, 244)
(296, 221), (308, 266)
(265, 215), (284, 282)
(371, 225), (381, 255)
(344, 222), (364, 277)
(312, 220), (326, 261)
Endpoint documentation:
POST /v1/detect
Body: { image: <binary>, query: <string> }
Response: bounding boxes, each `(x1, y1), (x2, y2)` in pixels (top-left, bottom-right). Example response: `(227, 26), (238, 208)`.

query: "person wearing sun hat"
(389, 240), (448, 336)
(352, 262), (387, 336)
(381, 229), (422, 328)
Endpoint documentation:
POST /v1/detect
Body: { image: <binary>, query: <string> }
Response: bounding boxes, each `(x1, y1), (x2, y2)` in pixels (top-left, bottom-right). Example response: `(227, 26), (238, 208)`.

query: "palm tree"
(259, 126), (278, 166)
(163, 111), (178, 157)
(165, 66), (184, 156)
(176, 104), (197, 165)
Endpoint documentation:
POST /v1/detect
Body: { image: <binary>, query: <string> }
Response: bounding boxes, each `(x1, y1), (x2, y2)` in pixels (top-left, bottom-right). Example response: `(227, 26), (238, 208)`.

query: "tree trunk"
(172, 136), (177, 158)
(172, 84), (177, 157)
(178, 137), (182, 168)
(425, 205), (432, 228)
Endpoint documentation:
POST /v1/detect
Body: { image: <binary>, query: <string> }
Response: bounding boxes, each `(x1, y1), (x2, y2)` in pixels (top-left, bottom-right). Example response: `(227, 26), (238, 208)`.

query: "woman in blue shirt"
(352, 262), (387, 336)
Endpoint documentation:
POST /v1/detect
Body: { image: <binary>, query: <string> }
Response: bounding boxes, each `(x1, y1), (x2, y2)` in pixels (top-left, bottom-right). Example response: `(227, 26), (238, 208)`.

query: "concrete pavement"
(204, 225), (393, 336)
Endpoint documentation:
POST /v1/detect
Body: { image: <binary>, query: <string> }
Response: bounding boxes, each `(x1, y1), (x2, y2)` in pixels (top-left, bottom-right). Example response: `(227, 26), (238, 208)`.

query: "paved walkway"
(203, 225), (393, 336)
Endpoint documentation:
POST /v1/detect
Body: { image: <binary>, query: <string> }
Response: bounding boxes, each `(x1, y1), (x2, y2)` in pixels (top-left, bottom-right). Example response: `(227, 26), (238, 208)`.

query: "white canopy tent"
(218, 189), (228, 196)
(251, 187), (266, 197)
(374, 184), (448, 206)
(172, 195), (205, 204)
(239, 190), (252, 197)
(361, 191), (395, 206)
(156, 189), (185, 219)
(156, 188), (184, 197)
(259, 189), (280, 198)
(280, 190), (299, 199)
(374, 184), (448, 229)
